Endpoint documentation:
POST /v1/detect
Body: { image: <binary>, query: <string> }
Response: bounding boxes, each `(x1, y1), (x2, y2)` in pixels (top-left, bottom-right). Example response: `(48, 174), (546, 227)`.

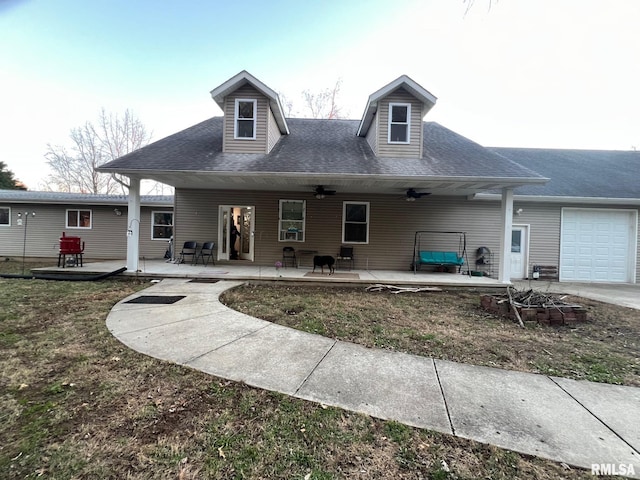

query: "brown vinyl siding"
(222, 85), (268, 153)
(0, 204), (170, 260)
(172, 189), (640, 280)
(267, 107), (282, 153)
(478, 199), (640, 281)
(377, 88), (423, 158)
(364, 112), (378, 155)
(173, 189), (510, 272)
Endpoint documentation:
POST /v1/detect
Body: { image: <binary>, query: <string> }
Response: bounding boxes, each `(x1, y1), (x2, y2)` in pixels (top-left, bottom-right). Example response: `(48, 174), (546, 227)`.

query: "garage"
(560, 208), (637, 283)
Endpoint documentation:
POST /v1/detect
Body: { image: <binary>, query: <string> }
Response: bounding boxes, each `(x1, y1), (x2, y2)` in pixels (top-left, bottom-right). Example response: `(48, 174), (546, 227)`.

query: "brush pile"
(481, 286), (588, 327)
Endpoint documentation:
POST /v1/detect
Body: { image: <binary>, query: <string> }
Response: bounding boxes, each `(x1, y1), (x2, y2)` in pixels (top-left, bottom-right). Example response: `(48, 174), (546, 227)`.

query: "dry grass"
(221, 283), (640, 386)
(0, 260), (629, 478)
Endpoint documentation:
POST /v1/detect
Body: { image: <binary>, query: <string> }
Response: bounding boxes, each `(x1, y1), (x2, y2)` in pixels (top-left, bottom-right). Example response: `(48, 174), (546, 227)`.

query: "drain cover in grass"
(189, 279), (220, 283)
(124, 295), (185, 304)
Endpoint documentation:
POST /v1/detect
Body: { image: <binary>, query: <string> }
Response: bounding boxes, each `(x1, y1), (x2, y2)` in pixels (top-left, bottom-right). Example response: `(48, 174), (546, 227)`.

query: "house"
(0, 190), (173, 261)
(97, 70), (639, 283)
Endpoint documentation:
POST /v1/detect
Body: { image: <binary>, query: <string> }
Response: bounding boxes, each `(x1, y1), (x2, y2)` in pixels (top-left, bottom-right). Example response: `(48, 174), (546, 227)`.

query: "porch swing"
(412, 231), (471, 275)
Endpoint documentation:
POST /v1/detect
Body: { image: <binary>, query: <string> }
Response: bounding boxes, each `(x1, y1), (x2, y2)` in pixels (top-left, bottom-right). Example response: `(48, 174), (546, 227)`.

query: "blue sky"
(1, 0), (639, 189)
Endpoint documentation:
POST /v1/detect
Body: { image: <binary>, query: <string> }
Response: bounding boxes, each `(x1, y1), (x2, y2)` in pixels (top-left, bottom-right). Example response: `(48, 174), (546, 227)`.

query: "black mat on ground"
(189, 279), (220, 283)
(124, 295), (185, 305)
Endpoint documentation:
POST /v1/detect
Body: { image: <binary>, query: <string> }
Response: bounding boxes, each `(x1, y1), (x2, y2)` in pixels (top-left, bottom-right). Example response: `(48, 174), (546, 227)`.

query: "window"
(279, 200), (305, 241)
(388, 103), (411, 143)
(235, 99), (257, 139)
(152, 211), (174, 240)
(0, 207), (9, 226)
(343, 202), (369, 244)
(66, 209), (92, 229)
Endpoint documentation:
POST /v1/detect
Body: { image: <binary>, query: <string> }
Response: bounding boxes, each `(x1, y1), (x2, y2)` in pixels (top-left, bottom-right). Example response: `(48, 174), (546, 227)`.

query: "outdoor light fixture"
(314, 193), (325, 200)
(114, 208), (122, 216)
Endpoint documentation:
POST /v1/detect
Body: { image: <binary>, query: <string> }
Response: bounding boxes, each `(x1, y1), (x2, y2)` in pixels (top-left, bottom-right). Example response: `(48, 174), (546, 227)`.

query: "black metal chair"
(282, 246), (297, 268)
(336, 246), (354, 270)
(177, 241), (198, 265)
(196, 241), (216, 266)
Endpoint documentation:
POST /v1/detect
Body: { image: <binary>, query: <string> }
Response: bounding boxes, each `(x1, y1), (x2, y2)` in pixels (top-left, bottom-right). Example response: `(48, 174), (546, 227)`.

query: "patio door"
(218, 206), (254, 261)
(511, 225), (529, 279)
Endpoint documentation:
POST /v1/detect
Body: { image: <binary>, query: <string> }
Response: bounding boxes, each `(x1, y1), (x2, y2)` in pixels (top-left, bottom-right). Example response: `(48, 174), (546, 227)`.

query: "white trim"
(234, 98), (257, 140)
(210, 70), (289, 135)
(357, 74), (437, 137)
(388, 103), (411, 144)
(151, 210), (173, 241)
(278, 199), (305, 242)
(472, 193), (640, 205)
(0, 206), (10, 226)
(342, 201), (370, 244)
(65, 208), (92, 229)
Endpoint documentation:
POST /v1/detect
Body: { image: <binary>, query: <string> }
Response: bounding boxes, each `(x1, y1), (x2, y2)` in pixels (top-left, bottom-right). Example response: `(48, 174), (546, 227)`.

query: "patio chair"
(282, 246), (297, 268)
(196, 241), (216, 266)
(336, 246), (354, 270)
(177, 241), (198, 265)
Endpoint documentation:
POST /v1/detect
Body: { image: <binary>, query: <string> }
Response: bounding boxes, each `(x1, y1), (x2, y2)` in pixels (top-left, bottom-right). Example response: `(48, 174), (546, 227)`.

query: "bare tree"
(301, 79), (344, 119)
(44, 109), (153, 194)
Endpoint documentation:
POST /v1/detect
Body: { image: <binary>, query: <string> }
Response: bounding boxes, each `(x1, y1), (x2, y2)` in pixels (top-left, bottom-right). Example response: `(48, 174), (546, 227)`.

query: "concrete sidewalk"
(106, 279), (640, 477)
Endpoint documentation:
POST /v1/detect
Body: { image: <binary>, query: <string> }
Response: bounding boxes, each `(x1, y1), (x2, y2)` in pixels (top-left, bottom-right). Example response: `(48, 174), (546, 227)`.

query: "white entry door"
(219, 205), (254, 261)
(510, 225), (529, 279)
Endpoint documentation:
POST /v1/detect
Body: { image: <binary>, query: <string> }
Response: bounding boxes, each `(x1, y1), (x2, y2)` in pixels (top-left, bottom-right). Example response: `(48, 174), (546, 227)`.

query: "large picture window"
(342, 202), (369, 244)
(279, 200), (305, 241)
(0, 207), (9, 226)
(66, 209), (92, 229)
(388, 103), (411, 143)
(235, 98), (257, 139)
(152, 211), (174, 240)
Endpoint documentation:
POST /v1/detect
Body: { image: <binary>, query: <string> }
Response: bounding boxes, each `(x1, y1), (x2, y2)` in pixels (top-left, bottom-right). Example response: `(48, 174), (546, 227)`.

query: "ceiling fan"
(314, 185), (336, 199)
(405, 188), (431, 201)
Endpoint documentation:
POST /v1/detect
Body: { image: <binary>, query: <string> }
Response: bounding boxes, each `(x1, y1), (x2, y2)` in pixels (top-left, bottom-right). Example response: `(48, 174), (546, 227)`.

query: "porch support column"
(498, 187), (514, 284)
(126, 177), (141, 272)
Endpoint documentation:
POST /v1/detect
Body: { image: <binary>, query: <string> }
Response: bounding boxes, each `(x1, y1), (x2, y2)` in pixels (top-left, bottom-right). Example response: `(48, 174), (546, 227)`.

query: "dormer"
(210, 71), (289, 154)
(356, 75), (437, 158)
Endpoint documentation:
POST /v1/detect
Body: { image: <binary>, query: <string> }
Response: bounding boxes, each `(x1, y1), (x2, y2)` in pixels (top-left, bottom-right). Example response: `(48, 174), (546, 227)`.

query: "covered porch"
(33, 258), (506, 287)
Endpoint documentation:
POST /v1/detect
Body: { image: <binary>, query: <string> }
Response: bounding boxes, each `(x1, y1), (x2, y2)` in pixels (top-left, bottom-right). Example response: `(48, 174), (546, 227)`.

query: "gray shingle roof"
(0, 190), (173, 205)
(100, 117), (544, 181)
(490, 147), (640, 198)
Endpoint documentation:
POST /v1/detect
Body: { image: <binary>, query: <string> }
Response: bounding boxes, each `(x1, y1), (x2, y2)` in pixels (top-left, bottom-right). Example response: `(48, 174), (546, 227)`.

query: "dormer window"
(235, 99), (257, 139)
(388, 103), (411, 144)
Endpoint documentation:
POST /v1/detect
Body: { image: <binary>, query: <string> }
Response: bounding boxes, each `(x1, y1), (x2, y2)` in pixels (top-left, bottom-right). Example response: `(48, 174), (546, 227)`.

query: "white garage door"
(560, 208), (636, 283)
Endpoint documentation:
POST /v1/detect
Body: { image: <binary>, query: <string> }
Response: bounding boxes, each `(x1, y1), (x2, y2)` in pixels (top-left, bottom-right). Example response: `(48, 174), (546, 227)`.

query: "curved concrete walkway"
(106, 279), (640, 477)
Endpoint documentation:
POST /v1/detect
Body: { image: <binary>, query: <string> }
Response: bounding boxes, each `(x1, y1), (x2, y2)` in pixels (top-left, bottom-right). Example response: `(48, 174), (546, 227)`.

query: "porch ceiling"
(130, 170), (539, 196)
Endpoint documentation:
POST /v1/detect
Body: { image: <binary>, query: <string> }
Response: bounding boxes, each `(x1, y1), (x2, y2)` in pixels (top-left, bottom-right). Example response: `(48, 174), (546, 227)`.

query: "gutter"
(470, 193), (640, 206)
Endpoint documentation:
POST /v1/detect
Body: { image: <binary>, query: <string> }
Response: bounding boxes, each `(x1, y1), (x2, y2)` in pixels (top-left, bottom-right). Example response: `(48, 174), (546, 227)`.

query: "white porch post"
(126, 178), (141, 272)
(498, 187), (514, 284)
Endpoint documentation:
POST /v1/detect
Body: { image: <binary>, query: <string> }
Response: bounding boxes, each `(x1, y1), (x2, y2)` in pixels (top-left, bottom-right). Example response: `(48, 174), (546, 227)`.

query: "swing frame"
(412, 230), (471, 275)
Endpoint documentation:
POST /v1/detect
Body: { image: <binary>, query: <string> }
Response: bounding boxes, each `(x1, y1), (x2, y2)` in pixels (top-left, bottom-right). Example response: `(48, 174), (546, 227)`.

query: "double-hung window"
(279, 200), (305, 241)
(66, 209), (92, 229)
(235, 99), (257, 139)
(0, 207), (9, 226)
(152, 211), (174, 240)
(388, 103), (411, 143)
(342, 202), (369, 244)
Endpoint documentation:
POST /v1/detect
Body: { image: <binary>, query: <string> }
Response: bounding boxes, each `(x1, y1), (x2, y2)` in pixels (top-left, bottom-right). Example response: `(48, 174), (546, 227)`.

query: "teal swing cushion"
(418, 251), (465, 266)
